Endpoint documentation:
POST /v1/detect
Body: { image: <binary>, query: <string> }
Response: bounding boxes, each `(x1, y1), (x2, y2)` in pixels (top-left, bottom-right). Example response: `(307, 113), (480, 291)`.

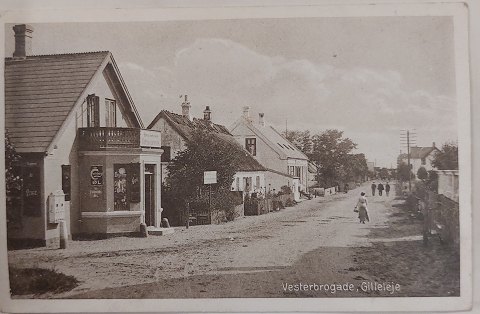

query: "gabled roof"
(230, 116), (308, 161)
(148, 110), (265, 172)
(398, 146), (439, 160)
(5, 51), (143, 153)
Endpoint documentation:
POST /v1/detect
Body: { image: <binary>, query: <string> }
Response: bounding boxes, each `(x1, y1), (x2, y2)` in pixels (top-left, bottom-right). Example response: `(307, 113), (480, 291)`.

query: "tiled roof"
(5, 51), (110, 152)
(149, 110), (265, 172)
(234, 117), (309, 160)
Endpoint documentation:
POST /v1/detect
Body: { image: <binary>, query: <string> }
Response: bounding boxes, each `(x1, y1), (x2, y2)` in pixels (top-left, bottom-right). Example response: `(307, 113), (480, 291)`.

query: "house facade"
(6, 25), (164, 248)
(398, 143), (440, 178)
(229, 106), (309, 199)
(147, 98), (268, 198)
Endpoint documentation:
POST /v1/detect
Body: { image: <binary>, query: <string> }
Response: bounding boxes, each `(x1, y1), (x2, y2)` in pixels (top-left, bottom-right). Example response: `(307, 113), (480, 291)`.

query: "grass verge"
(9, 267), (79, 296)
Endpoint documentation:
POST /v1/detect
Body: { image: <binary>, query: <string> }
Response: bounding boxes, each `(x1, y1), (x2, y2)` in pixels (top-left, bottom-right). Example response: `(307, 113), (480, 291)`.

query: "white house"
(229, 106), (309, 200)
(6, 25), (165, 248)
(398, 143), (440, 178)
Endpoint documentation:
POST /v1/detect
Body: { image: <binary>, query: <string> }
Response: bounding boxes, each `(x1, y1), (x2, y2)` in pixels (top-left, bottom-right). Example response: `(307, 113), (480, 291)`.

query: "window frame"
(105, 98), (117, 127)
(245, 137), (257, 156)
(61, 165), (71, 201)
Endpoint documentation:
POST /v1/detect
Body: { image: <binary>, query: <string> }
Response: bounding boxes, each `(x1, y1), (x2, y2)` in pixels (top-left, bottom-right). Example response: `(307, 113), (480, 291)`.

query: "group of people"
(370, 181), (390, 196)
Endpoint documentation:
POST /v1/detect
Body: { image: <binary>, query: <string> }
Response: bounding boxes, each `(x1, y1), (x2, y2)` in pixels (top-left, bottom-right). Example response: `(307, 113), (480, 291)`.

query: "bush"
(279, 185), (292, 195)
(9, 267), (78, 295)
(417, 167), (428, 181)
(285, 198), (296, 207)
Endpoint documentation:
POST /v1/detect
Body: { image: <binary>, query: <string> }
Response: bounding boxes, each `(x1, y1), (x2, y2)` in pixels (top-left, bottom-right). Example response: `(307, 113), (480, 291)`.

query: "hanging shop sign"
(140, 130), (162, 148)
(203, 171), (217, 185)
(90, 165), (103, 186)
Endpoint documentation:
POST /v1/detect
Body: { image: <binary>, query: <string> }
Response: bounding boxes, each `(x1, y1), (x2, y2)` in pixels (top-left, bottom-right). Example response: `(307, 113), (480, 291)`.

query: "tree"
(284, 130), (312, 154)
(342, 153), (368, 182)
(397, 161), (412, 182)
(310, 129), (357, 187)
(165, 128), (242, 222)
(432, 142), (458, 170)
(5, 131), (22, 223)
(417, 166), (428, 181)
(378, 168), (390, 180)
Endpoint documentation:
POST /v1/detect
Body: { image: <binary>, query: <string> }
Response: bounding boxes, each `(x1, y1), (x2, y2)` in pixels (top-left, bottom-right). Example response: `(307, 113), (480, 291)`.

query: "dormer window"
(245, 138), (256, 156)
(87, 94), (100, 128)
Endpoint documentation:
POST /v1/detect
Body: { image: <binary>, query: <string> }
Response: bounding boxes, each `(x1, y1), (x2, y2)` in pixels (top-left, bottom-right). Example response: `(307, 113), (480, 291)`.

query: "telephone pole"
(400, 129), (417, 192)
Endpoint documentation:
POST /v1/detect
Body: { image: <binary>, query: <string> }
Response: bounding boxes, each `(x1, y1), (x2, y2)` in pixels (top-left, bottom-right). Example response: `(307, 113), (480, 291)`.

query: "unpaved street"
(8, 182), (459, 298)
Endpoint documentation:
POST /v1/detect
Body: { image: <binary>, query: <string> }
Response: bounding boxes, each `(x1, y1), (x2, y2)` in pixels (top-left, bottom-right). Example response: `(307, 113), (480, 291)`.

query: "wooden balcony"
(78, 127), (161, 151)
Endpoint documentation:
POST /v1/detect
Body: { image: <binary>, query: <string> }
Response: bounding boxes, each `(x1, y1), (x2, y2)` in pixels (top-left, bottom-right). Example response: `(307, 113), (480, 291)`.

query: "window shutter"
(93, 96), (100, 127)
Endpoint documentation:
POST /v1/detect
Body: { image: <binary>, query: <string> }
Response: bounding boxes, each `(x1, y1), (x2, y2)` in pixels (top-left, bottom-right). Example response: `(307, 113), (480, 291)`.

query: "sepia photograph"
(0, 1), (475, 313)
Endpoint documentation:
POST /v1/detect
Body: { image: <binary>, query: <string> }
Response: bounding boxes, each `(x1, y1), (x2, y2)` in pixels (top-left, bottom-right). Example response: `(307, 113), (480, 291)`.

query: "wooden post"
(59, 220), (68, 249)
(185, 201), (190, 229)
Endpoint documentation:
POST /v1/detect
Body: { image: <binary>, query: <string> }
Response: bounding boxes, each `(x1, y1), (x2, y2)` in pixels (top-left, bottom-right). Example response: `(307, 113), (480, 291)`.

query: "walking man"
(371, 182), (376, 196)
(385, 182), (391, 197)
(377, 182), (384, 196)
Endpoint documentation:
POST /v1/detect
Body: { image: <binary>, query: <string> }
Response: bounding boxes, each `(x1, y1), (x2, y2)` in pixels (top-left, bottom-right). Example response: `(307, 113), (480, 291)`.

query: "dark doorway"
(144, 165), (155, 226)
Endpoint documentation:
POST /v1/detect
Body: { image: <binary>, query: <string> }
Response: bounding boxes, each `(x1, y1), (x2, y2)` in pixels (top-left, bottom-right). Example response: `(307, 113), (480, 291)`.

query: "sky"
(5, 17), (457, 167)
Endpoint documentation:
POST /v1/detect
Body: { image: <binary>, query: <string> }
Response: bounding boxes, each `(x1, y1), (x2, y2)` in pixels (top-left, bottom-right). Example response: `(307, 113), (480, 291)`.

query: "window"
(114, 163), (140, 211)
(114, 164), (129, 211)
(421, 158), (426, 165)
(105, 99), (117, 127)
(256, 176), (261, 189)
(87, 94), (100, 127)
(243, 177), (253, 192)
(288, 166), (295, 176)
(295, 166), (301, 178)
(236, 177), (240, 191)
(245, 138), (256, 156)
(161, 146), (171, 162)
(61, 165), (71, 201)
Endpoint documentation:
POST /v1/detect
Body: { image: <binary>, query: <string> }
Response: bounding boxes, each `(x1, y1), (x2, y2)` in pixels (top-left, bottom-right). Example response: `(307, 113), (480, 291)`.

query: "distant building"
(398, 143), (440, 177)
(147, 99), (267, 196)
(6, 25), (163, 248)
(367, 161), (375, 173)
(229, 106), (309, 200)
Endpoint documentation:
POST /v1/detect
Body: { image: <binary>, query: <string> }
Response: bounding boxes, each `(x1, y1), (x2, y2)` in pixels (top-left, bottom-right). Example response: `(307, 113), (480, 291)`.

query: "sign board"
(90, 186), (103, 198)
(90, 165), (103, 185)
(140, 130), (162, 148)
(203, 171), (217, 185)
(48, 190), (65, 223)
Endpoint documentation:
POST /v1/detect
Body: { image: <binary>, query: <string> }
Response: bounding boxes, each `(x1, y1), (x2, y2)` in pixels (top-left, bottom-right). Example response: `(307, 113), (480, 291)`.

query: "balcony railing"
(78, 127), (161, 151)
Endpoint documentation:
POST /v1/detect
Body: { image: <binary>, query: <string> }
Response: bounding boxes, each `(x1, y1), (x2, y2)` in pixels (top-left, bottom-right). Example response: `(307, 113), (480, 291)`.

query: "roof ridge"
(5, 51), (110, 60)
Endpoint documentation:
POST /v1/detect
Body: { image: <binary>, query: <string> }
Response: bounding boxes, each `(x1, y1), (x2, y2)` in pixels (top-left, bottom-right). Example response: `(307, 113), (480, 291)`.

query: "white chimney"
(242, 106), (252, 122)
(181, 95), (191, 120)
(258, 113), (265, 126)
(13, 24), (34, 59)
(203, 106), (212, 121)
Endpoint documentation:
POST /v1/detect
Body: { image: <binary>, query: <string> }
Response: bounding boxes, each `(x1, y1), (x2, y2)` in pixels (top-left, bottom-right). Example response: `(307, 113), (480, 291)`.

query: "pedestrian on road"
(344, 183), (349, 194)
(385, 182), (391, 196)
(354, 192), (369, 224)
(377, 183), (384, 196)
(371, 182), (376, 196)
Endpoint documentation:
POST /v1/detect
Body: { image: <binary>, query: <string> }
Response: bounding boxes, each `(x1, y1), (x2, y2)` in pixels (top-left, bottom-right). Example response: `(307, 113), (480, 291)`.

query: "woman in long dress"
(354, 192), (370, 223)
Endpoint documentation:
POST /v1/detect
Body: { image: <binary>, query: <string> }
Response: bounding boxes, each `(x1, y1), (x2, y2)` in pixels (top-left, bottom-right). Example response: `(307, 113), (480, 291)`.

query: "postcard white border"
(0, 0), (475, 313)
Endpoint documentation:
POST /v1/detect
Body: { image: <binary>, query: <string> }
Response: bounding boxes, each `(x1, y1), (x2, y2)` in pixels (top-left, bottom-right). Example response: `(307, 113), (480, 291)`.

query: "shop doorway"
(144, 164), (156, 226)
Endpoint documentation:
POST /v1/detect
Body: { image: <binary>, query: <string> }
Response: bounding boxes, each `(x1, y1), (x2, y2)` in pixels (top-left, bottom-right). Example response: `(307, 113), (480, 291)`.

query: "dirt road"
(8, 182), (459, 298)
